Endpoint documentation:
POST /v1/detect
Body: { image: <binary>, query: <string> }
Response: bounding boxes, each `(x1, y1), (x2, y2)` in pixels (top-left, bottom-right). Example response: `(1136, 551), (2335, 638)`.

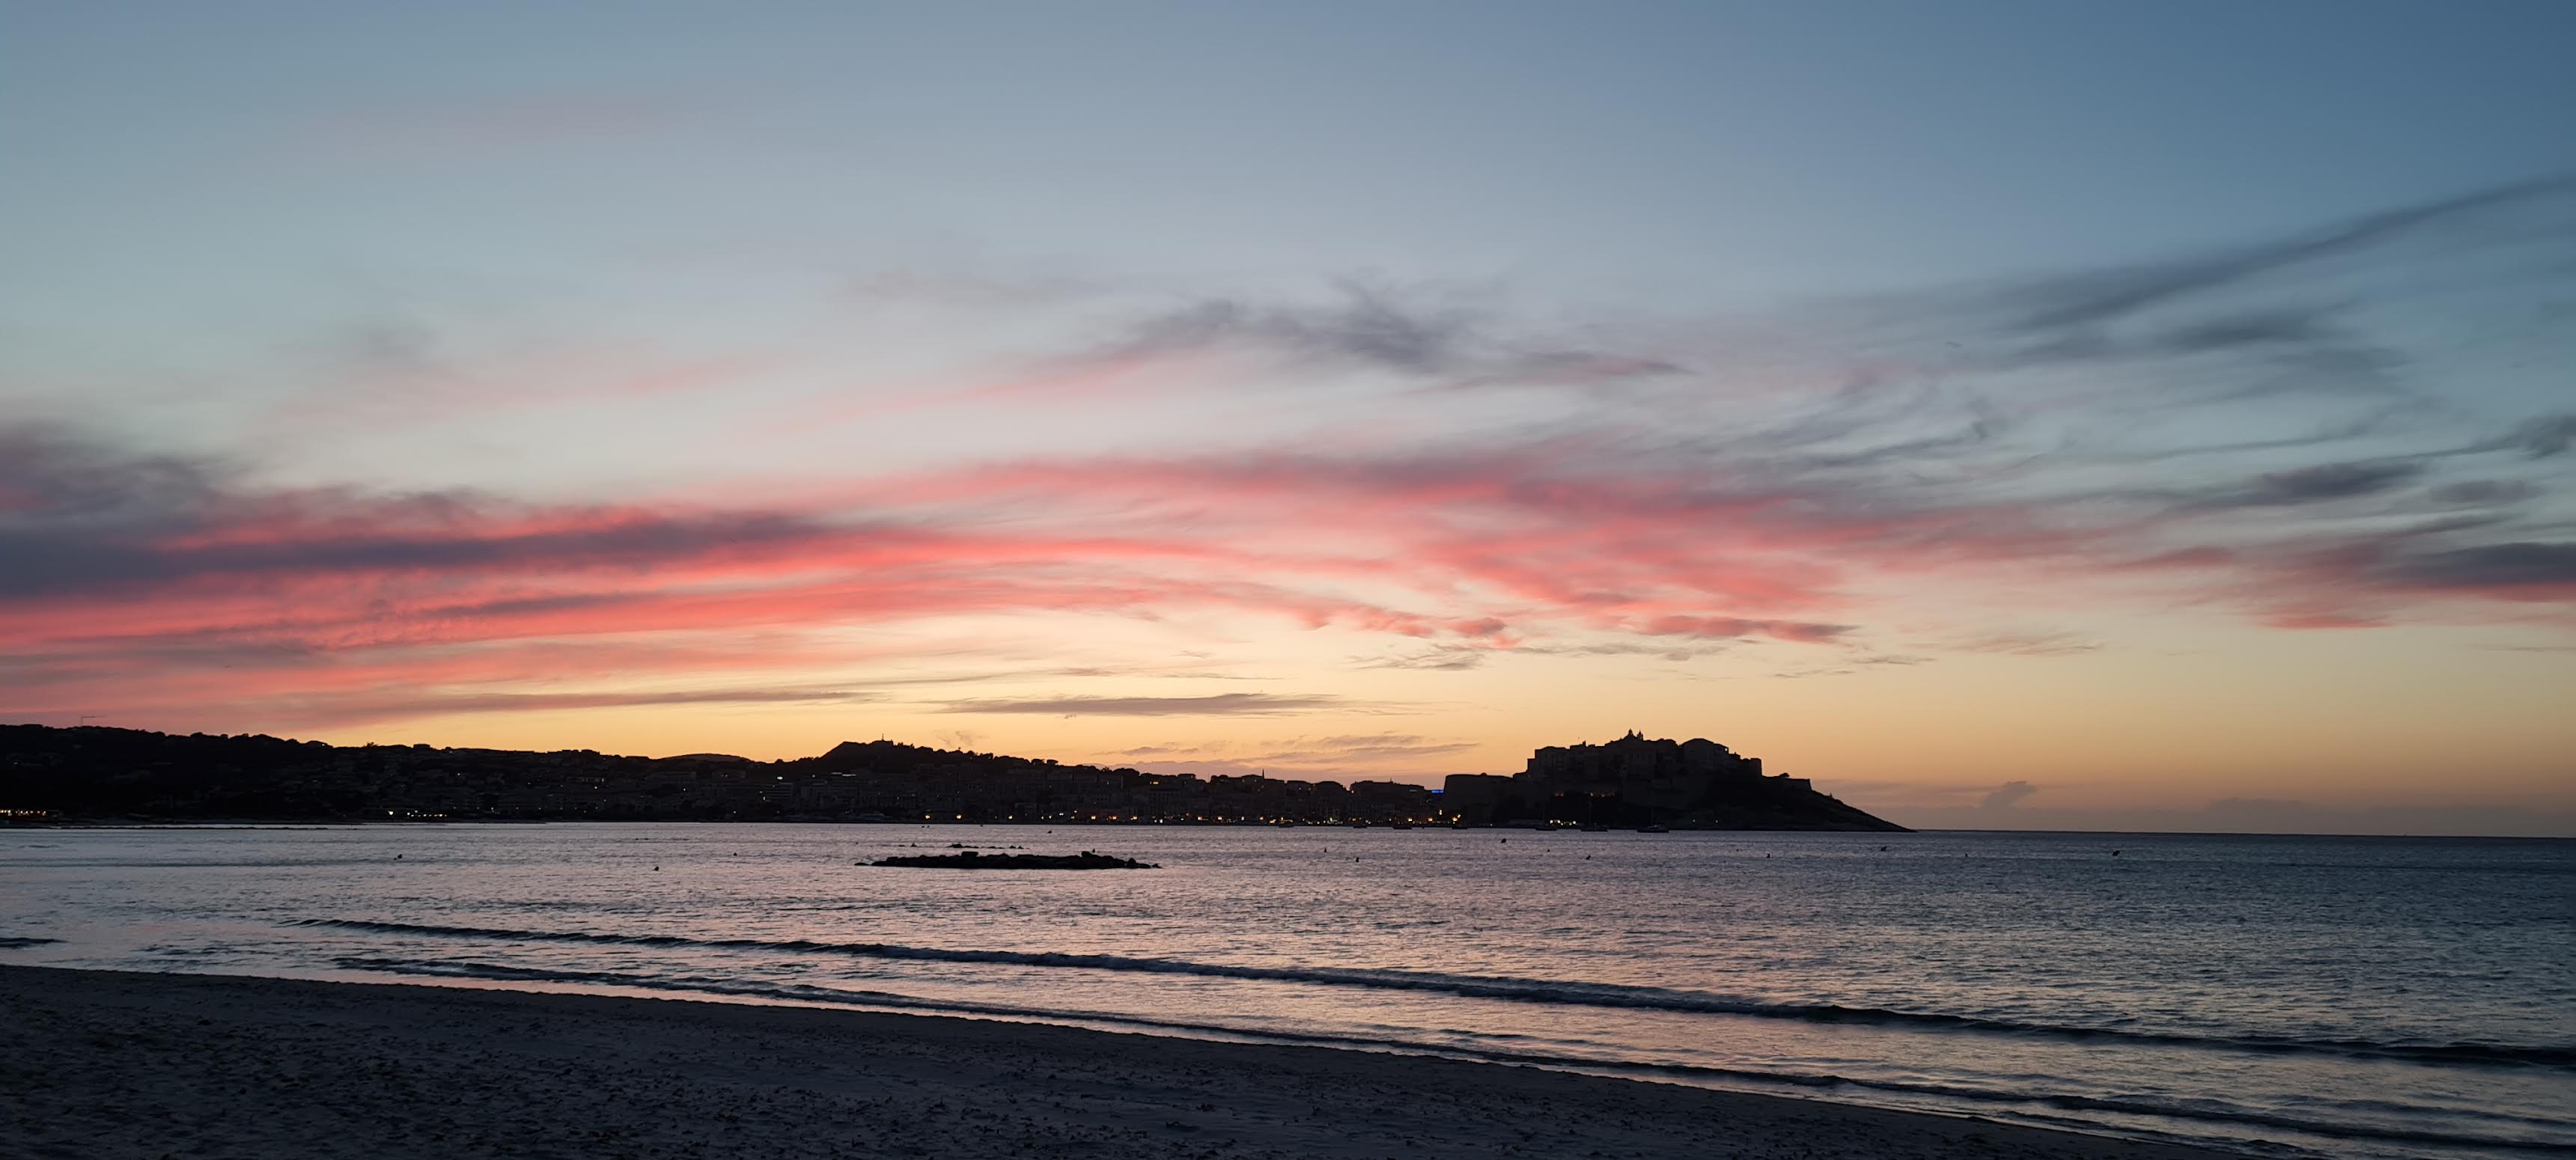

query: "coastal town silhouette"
(2, 724), (1902, 830)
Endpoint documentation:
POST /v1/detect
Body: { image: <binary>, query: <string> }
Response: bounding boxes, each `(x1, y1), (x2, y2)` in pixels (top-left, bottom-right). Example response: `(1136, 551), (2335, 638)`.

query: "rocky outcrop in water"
(867, 850), (1157, 870)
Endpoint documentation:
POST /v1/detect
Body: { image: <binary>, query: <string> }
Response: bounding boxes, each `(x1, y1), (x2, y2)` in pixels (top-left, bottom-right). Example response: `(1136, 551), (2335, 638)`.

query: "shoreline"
(2, 964), (2243, 1159)
(11, 819), (2572, 840)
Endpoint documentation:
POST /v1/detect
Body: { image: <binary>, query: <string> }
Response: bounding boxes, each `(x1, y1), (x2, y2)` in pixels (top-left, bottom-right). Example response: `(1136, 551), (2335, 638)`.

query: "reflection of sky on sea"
(4, 824), (2569, 1159)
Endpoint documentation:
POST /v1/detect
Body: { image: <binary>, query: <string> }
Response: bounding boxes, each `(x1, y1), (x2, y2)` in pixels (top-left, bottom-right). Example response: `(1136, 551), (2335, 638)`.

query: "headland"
(0, 723), (1902, 830)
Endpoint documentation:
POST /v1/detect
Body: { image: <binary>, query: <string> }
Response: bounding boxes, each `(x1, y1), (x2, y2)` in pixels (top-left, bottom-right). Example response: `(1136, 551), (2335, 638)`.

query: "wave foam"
(293, 918), (2576, 1071)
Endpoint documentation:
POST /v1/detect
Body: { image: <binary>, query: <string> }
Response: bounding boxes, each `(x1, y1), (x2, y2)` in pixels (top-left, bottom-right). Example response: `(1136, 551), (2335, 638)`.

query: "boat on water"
(1638, 822), (1670, 833)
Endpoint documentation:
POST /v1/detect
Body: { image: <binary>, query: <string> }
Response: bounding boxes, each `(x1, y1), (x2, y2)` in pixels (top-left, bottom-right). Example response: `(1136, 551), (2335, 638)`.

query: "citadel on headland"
(0, 724), (1904, 830)
(1442, 730), (1899, 830)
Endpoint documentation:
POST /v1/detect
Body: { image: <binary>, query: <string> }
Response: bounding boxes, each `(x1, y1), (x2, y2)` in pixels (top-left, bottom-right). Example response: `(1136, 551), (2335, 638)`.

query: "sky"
(4, 1), (2573, 834)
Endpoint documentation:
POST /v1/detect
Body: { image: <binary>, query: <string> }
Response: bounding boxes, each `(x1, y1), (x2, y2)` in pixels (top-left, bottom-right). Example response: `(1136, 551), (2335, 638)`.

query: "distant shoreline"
(9, 818), (2571, 839)
(1, 724), (1908, 831)
(1, 964), (2241, 1159)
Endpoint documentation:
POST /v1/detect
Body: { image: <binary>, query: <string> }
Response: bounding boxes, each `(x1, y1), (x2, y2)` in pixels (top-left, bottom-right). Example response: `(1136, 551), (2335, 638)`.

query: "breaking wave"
(293, 918), (2575, 1071)
(330, 953), (2576, 1155)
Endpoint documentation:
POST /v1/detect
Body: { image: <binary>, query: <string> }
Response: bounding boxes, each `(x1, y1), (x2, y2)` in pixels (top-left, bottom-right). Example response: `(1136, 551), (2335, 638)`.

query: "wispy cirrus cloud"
(1982, 781), (2041, 809)
(1945, 631), (2101, 657)
(2187, 460), (2429, 509)
(2371, 541), (2576, 594)
(936, 693), (1359, 717)
(1100, 732), (1479, 781)
(1063, 281), (1687, 388)
(1994, 177), (2567, 335)
(260, 686), (882, 730)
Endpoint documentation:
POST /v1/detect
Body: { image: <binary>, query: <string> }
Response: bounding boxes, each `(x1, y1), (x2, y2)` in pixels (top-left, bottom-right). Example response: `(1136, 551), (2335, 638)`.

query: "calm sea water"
(2, 825), (2569, 1158)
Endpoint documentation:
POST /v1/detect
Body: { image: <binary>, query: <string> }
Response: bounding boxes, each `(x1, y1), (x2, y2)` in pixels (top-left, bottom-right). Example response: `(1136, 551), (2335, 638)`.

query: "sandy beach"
(0, 965), (2239, 1160)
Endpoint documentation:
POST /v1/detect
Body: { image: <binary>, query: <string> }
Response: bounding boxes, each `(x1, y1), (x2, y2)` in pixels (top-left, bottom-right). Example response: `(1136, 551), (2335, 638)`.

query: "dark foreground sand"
(1, 965), (2236, 1160)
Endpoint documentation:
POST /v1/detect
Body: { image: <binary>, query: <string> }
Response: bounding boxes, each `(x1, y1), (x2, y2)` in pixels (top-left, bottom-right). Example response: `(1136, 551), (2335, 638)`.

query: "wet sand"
(1, 965), (2238, 1159)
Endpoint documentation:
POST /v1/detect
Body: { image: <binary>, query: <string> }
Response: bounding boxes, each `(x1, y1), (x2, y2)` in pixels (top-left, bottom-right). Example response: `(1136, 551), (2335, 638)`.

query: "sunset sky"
(5, 2), (2572, 834)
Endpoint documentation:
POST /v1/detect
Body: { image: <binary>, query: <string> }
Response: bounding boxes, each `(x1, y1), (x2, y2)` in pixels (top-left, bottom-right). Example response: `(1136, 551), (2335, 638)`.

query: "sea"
(1, 824), (2569, 1159)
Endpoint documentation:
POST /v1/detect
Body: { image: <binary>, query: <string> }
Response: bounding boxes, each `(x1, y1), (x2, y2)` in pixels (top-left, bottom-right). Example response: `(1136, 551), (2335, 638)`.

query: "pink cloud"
(7, 413), (2572, 731)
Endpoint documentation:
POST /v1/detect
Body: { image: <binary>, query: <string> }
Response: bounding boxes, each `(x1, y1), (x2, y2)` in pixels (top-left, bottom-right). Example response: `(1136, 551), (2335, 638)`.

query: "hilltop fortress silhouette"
(1442, 731), (1905, 830)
